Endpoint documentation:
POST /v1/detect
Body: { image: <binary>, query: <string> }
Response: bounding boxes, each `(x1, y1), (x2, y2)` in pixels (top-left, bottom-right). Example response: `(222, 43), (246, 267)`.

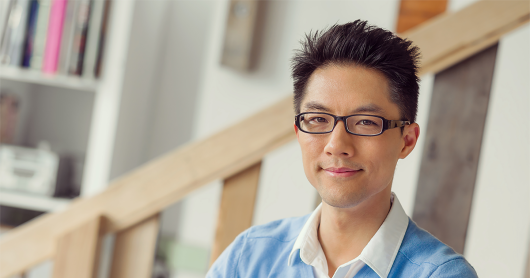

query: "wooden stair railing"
(109, 214), (160, 278)
(0, 2), (528, 277)
(53, 216), (102, 278)
(210, 162), (262, 266)
(0, 96), (295, 278)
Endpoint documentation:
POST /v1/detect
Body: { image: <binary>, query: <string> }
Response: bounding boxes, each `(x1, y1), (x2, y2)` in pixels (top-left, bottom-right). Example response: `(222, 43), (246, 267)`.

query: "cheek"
(298, 134), (323, 159)
(298, 135), (324, 177)
(362, 136), (402, 174)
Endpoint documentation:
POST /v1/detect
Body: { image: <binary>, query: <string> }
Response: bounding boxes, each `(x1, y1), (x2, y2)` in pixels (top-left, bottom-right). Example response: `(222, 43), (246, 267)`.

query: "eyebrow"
(351, 104), (385, 114)
(303, 101), (385, 115)
(303, 101), (331, 112)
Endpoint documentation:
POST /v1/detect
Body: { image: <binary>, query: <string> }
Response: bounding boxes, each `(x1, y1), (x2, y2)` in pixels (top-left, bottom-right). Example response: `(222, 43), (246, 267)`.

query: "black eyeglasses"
(295, 112), (410, 136)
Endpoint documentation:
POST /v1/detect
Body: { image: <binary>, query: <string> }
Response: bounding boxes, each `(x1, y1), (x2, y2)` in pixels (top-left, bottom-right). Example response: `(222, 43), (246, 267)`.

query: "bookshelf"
(0, 1), (136, 213)
(0, 65), (98, 90)
(0, 190), (70, 212)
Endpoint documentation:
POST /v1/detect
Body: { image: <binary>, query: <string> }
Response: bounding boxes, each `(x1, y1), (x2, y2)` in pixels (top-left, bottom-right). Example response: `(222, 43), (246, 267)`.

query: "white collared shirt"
(288, 192), (409, 278)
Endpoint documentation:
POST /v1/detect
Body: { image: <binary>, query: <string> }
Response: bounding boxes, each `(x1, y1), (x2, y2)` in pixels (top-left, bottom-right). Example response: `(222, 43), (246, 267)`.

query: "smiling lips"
(323, 167), (362, 177)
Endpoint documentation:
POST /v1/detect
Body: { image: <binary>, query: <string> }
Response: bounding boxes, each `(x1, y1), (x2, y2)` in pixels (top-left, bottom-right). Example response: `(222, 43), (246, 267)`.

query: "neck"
(318, 187), (392, 277)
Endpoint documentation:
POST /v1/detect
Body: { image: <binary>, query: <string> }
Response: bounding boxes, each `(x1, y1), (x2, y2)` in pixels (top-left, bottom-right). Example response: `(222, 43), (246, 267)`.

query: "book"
(30, 0), (52, 70)
(1, 0), (30, 66)
(0, 0), (16, 64)
(56, 0), (79, 75)
(68, 0), (90, 75)
(21, 0), (39, 67)
(0, 0), (13, 47)
(42, 0), (67, 73)
(82, 0), (105, 79)
(94, 0), (110, 78)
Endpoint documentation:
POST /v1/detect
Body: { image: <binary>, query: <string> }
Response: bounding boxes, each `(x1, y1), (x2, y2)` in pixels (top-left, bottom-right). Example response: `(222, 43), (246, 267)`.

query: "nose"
(323, 120), (355, 157)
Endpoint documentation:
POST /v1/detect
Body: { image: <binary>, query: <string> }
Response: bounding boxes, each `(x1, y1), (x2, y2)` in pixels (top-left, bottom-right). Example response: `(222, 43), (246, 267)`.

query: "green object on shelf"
(158, 237), (209, 273)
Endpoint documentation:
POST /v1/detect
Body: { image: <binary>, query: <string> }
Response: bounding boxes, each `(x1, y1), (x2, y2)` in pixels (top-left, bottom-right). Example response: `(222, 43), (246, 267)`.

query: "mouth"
(323, 167), (362, 178)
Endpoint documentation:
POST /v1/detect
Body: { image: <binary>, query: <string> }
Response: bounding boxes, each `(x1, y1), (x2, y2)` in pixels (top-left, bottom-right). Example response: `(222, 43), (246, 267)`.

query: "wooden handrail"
(0, 97), (295, 277)
(402, 1), (530, 76)
(0, 1), (528, 277)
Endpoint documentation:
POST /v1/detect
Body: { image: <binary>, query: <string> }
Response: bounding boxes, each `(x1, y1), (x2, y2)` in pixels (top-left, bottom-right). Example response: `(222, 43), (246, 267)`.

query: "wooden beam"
(412, 44), (498, 254)
(109, 214), (160, 278)
(402, 1), (529, 75)
(52, 216), (101, 278)
(210, 162), (261, 265)
(396, 0), (447, 33)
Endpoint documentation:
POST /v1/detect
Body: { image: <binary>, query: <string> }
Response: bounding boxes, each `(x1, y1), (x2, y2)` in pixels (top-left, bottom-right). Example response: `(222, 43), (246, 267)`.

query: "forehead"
(302, 64), (399, 117)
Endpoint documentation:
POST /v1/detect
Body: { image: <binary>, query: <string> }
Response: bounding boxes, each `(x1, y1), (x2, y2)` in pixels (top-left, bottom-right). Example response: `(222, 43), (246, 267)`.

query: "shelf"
(0, 66), (99, 91)
(0, 190), (71, 212)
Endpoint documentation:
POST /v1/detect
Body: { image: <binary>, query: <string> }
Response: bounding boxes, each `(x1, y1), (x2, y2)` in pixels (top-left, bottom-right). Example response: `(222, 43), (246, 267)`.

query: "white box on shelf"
(0, 144), (58, 196)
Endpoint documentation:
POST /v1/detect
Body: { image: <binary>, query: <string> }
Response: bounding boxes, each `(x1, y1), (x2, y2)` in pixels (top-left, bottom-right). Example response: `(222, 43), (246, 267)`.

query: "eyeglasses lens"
(346, 115), (383, 135)
(299, 113), (383, 135)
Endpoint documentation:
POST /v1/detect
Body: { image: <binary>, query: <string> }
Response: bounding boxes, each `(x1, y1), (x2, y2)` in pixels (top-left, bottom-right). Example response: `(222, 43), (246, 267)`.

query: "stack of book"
(0, 0), (111, 79)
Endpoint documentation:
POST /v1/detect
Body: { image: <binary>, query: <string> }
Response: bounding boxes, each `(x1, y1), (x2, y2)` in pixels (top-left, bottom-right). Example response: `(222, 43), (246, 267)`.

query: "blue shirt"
(207, 214), (478, 277)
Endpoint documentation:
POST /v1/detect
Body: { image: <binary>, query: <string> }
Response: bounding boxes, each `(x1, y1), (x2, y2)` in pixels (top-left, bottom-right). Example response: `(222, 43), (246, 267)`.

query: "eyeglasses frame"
(294, 112), (411, 137)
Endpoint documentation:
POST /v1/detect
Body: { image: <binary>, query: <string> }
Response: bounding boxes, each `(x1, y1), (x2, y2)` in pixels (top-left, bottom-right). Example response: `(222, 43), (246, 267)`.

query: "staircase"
(0, 1), (528, 277)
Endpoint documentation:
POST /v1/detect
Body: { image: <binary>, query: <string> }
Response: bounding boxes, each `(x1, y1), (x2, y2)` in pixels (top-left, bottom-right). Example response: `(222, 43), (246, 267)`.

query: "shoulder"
(390, 219), (478, 278)
(245, 214), (310, 241)
(206, 215), (310, 278)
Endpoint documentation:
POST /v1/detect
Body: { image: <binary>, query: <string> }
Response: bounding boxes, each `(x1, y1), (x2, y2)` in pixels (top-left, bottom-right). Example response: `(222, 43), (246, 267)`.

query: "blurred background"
(0, 0), (528, 277)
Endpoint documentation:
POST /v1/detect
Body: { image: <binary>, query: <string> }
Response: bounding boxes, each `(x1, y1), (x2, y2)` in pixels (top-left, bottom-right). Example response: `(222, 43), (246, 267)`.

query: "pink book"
(43, 0), (67, 73)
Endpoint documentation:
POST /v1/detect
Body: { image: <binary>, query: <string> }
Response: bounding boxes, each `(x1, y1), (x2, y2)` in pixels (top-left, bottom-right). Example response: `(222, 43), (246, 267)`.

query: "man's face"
(295, 64), (414, 209)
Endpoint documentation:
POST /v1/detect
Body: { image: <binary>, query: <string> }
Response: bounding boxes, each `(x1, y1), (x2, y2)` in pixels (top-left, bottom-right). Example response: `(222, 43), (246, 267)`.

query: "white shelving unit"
(0, 66), (98, 91)
(0, 1), (136, 211)
(0, 2), (200, 276)
(0, 191), (70, 212)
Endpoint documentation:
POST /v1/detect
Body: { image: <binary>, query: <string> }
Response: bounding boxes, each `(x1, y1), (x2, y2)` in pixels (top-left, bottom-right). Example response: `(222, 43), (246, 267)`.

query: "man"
(207, 20), (477, 278)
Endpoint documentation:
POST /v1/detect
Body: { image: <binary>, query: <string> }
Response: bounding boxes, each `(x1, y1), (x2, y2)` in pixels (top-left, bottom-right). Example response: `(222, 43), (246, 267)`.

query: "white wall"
(107, 0), (216, 238)
(144, 0), (215, 162)
(109, 0), (170, 180)
(151, 0), (217, 239)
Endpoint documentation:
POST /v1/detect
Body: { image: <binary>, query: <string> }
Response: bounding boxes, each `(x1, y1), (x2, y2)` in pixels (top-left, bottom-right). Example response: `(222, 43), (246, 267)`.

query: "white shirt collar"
(288, 192), (409, 278)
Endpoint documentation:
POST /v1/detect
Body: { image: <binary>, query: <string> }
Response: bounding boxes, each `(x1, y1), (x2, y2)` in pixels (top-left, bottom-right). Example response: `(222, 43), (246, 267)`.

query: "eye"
(358, 119), (377, 126)
(309, 117), (329, 124)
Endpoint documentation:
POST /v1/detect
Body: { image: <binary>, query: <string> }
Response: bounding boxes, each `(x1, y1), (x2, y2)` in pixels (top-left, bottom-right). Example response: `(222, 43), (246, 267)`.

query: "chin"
(319, 189), (369, 209)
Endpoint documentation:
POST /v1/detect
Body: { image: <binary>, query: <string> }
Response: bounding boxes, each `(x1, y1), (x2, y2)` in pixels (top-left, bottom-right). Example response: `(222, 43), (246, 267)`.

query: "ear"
(294, 122), (300, 139)
(399, 123), (420, 159)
